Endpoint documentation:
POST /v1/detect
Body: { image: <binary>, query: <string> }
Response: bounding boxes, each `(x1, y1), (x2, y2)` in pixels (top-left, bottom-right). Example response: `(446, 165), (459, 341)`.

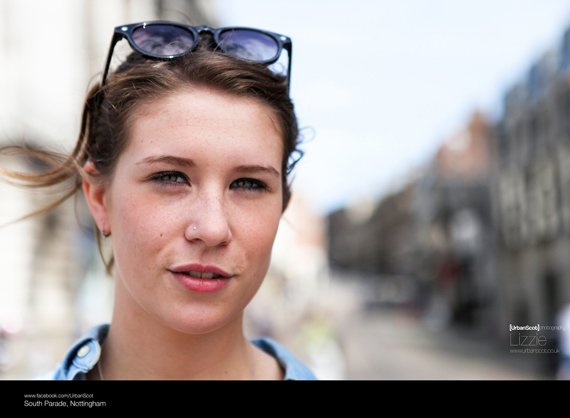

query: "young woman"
(3, 21), (315, 380)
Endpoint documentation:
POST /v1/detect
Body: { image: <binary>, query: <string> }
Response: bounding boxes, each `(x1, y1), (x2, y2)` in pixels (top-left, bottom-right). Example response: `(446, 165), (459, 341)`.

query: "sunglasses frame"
(101, 21), (292, 91)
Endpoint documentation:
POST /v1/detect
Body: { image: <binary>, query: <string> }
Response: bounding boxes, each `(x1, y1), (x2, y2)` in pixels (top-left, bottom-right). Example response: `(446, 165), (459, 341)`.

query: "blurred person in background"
(557, 304), (570, 380)
(0, 19), (315, 380)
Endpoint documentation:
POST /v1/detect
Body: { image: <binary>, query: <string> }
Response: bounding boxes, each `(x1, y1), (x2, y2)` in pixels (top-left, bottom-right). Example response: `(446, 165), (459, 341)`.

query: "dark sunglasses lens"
(132, 25), (195, 57)
(219, 30), (279, 62)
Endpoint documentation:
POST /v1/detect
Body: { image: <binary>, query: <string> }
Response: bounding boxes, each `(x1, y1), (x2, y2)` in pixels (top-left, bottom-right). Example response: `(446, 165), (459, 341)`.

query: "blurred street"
(340, 307), (548, 380)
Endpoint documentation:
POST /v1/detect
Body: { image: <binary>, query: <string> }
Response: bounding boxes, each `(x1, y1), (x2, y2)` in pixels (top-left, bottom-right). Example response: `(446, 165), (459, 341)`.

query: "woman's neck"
(93, 282), (255, 380)
(98, 315), (255, 380)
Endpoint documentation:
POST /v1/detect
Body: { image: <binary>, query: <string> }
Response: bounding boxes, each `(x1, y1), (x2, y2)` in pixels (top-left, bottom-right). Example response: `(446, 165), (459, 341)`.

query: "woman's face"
(86, 87), (284, 335)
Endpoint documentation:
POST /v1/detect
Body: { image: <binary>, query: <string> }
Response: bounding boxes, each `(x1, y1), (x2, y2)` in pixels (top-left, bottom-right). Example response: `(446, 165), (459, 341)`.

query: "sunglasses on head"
(101, 21), (293, 91)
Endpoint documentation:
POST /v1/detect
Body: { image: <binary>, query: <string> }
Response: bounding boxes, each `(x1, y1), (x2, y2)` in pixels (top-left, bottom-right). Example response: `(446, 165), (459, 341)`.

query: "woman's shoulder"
(250, 337), (317, 380)
(34, 324), (108, 380)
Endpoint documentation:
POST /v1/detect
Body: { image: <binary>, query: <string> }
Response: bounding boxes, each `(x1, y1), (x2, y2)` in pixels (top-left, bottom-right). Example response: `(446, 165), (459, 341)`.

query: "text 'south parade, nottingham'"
(24, 400), (106, 408)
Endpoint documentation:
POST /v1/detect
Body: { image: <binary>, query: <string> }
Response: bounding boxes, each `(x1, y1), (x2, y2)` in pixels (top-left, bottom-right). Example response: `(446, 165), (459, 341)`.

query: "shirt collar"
(52, 324), (108, 380)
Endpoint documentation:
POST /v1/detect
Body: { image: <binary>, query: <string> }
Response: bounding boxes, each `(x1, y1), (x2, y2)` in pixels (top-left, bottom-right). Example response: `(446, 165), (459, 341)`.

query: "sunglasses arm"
(285, 42), (292, 94)
(101, 32), (125, 87)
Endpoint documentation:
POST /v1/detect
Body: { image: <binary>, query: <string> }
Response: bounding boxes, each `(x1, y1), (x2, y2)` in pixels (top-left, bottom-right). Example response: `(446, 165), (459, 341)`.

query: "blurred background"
(2, 0), (570, 379)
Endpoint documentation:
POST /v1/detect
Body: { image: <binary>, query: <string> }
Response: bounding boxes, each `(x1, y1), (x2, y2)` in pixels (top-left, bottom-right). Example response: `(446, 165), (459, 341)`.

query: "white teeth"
(184, 271), (220, 279)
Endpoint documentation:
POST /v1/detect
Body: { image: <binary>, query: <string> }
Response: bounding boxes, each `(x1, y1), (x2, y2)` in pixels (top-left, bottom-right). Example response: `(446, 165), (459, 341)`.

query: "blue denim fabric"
(37, 324), (316, 380)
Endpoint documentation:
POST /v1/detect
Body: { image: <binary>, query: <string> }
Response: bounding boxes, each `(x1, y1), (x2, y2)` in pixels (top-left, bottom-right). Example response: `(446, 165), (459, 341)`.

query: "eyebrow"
(136, 155), (280, 177)
(136, 155), (195, 167)
(235, 164), (280, 177)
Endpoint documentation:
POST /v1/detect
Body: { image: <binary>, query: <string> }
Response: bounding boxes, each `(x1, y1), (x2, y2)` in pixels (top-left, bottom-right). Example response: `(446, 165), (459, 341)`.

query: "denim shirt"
(37, 324), (316, 380)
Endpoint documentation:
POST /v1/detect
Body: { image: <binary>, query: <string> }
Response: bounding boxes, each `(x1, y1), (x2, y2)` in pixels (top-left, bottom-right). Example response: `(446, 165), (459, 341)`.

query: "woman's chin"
(150, 306), (246, 337)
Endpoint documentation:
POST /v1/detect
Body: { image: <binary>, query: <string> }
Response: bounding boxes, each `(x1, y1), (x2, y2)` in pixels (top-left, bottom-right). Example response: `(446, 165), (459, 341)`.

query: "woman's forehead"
(123, 88), (284, 168)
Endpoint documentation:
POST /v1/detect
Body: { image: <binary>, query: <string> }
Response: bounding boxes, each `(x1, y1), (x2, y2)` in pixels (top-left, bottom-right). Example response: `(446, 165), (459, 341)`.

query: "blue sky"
(214, 0), (570, 215)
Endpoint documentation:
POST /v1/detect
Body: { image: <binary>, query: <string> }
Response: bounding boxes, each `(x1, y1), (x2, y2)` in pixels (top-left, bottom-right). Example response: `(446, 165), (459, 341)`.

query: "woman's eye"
(231, 178), (266, 192)
(150, 171), (188, 187)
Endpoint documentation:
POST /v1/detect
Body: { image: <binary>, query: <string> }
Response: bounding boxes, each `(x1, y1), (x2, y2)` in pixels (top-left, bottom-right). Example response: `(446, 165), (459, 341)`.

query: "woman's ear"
(83, 161), (110, 235)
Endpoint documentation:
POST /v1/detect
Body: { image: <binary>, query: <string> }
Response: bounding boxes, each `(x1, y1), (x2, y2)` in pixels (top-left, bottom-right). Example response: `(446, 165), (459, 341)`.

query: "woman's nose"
(184, 193), (232, 247)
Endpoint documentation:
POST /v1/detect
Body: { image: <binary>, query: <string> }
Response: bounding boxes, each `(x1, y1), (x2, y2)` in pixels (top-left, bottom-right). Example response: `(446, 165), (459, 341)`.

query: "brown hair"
(0, 37), (303, 273)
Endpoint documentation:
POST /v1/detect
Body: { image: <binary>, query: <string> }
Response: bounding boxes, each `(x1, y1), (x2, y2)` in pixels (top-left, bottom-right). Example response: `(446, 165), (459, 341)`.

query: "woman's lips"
(169, 264), (233, 293)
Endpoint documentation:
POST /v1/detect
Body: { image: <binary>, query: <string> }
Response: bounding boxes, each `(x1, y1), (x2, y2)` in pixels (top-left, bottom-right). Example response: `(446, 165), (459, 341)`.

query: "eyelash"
(150, 171), (188, 188)
(231, 178), (267, 192)
(150, 171), (267, 192)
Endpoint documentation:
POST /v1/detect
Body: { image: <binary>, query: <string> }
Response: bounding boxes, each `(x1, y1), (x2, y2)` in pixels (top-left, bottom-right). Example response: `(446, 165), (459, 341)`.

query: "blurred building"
(414, 112), (497, 333)
(0, 0), (217, 379)
(492, 28), (570, 375)
(327, 21), (570, 377)
(328, 112), (496, 330)
(327, 182), (417, 306)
